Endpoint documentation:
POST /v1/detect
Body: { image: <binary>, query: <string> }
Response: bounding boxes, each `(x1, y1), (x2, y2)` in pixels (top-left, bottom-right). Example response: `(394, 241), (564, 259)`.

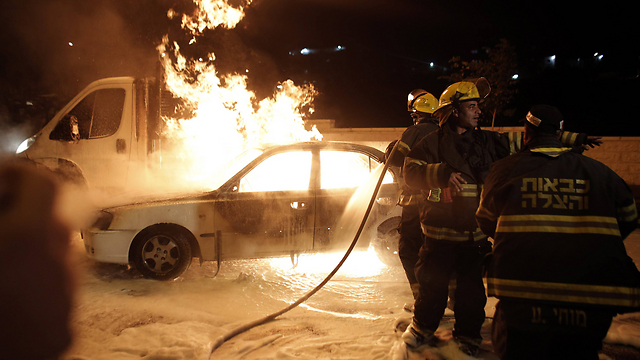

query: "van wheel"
(131, 225), (192, 280)
(54, 168), (87, 188)
(372, 216), (402, 266)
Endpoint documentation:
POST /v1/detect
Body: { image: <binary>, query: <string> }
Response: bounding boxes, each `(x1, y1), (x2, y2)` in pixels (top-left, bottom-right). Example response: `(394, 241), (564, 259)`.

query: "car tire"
(372, 216), (402, 267)
(131, 225), (193, 280)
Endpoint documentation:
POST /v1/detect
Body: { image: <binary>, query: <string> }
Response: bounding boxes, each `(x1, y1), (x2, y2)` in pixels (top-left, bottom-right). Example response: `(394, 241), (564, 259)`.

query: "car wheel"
(131, 225), (192, 280)
(372, 216), (402, 267)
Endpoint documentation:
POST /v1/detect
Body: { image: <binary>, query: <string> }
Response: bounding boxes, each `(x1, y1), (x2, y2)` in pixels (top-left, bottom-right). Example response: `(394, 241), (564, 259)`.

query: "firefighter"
(476, 104), (640, 359)
(384, 89), (439, 305)
(400, 78), (598, 356)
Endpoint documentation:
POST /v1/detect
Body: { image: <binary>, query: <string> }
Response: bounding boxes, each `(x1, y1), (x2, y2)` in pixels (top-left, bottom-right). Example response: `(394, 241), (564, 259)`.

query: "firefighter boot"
(402, 320), (437, 349)
(454, 335), (482, 357)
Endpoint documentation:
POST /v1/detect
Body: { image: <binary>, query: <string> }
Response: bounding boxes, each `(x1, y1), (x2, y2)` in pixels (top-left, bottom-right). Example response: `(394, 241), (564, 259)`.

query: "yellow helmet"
(436, 78), (491, 111)
(407, 89), (438, 114)
(435, 78), (491, 126)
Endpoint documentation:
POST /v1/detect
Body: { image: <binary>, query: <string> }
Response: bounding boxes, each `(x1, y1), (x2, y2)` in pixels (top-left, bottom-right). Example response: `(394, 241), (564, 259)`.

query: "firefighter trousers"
(398, 205), (423, 295)
(413, 237), (491, 340)
(492, 300), (614, 360)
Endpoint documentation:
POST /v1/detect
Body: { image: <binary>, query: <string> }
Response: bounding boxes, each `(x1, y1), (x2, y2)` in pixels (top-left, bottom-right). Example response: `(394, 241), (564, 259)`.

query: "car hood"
(102, 189), (219, 213)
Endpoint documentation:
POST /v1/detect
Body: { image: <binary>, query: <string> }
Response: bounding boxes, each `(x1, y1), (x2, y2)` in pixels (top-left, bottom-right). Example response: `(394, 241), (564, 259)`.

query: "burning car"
(82, 141), (402, 280)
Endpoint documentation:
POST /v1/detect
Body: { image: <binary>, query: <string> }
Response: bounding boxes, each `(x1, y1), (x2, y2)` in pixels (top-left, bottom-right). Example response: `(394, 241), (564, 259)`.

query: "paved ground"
(64, 228), (640, 359)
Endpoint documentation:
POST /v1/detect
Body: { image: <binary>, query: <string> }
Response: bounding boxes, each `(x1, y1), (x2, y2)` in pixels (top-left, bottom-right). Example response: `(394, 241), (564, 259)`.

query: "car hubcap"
(142, 235), (180, 273)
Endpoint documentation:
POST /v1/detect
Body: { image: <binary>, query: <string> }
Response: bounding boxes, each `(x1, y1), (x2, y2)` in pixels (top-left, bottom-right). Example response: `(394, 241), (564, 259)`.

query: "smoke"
(2, 0), (171, 98)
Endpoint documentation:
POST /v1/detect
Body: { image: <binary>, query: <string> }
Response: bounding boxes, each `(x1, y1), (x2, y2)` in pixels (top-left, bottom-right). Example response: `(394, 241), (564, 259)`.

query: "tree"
(441, 39), (518, 128)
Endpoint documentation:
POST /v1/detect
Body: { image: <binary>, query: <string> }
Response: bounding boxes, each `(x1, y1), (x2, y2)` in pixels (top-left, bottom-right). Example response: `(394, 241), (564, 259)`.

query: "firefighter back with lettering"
(476, 105), (640, 359)
(384, 89), (439, 302)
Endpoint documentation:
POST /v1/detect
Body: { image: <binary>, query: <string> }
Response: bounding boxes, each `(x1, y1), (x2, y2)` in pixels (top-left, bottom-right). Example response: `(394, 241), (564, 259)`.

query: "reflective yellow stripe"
(404, 157), (442, 188)
(568, 132), (578, 145)
(476, 203), (497, 222)
(405, 158), (443, 188)
(530, 147), (572, 157)
(487, 277), (640, 308)
(399, 194), (422, 206)
(426, 163), (441, 188)
(496, 214), (620, 236)
(422, 225), (487, 241)
(617, 201), (638, 222)
(560, 131), (579, 145)
(405, 157), (427, 166)
(508, 132), (516, 154)
(507, 132), (522, 155)
(397, 141), (411, 156)
(452, 184), (482, 197)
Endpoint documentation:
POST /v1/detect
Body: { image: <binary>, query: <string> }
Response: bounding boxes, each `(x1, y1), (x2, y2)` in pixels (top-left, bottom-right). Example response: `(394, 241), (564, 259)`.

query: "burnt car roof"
(258, 141), (383, 158)
(102, 141), (389, 210)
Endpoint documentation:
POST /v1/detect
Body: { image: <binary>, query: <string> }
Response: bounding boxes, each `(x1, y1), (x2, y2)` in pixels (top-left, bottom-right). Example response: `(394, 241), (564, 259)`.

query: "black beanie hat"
(525, 105), (564, 134)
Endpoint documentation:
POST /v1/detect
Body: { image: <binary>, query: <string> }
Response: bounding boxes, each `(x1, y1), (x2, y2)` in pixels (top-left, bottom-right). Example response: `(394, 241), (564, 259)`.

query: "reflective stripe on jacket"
(477, 136), (640, 312)
(404, 126), (588, 241)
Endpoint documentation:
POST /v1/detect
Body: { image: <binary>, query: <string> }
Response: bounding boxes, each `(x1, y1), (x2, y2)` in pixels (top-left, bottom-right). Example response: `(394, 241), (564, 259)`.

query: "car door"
(214, 150), (316, 260)
(314, 149), (392, 250)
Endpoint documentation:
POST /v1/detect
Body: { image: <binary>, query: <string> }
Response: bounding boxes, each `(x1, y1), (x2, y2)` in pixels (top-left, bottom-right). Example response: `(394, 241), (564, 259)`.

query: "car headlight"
(16, 135), (36, 154)
(91, 210), (114, 230)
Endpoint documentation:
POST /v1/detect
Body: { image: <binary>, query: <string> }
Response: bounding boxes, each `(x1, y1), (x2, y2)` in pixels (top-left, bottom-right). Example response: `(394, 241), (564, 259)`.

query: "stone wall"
(307, 120), (640, 187)
(307, 119), (405, 153)
(492, 127), (640, 187)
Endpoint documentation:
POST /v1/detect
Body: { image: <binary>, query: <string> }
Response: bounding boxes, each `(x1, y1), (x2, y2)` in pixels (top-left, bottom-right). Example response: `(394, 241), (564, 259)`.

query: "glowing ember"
(157, 0), (322, 186)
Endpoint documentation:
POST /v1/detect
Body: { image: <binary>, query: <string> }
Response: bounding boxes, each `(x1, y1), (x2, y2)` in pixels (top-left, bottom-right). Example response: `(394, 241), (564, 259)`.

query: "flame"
(154, 0), (322, 187)
(175, 0), (251, 34)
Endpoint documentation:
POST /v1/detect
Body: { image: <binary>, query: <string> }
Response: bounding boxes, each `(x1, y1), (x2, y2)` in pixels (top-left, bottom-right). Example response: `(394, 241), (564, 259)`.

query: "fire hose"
(208, 140), (400, 358)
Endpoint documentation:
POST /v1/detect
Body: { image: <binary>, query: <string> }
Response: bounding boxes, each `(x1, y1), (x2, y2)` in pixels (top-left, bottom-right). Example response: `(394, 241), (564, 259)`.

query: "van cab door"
(48, 85), (131, 192)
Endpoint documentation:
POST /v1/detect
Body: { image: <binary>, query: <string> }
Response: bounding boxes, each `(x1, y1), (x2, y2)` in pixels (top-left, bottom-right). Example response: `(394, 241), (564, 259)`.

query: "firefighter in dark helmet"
(476, 105), (639, 359)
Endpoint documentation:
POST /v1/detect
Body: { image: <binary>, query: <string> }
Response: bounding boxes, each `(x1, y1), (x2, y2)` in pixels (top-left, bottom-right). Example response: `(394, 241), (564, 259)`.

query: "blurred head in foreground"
(0, 161), (76, 359)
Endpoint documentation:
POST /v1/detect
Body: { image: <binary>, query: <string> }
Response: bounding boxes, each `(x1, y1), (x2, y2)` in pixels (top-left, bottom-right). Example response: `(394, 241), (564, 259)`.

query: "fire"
(168, 0), (251, 34)
(156, 0), (322, 186)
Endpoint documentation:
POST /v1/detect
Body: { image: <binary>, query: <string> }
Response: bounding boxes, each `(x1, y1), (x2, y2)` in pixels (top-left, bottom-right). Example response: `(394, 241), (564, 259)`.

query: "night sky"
(1, 0), (638, 135)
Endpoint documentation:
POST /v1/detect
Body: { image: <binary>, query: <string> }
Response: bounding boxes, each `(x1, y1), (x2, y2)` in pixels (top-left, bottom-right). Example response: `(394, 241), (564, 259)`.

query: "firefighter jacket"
(403, 125), (588, 243)
(385, 119), (439, 206)
(476, 135), (640, 312)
